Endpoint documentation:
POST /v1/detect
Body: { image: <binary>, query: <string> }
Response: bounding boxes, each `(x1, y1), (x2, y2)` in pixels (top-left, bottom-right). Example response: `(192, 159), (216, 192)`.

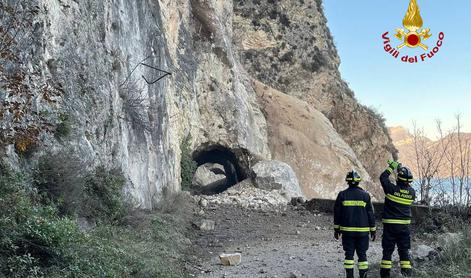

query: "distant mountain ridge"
(389, 126), (471, 178)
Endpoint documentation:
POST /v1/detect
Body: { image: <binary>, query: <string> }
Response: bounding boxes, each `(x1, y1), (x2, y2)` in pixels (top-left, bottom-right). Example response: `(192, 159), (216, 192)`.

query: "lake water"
(412, 178), (471, 206)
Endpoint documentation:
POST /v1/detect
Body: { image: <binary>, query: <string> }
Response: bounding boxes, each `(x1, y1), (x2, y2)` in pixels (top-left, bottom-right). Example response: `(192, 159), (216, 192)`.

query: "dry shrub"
(0, 3), (61, 149)
(119, 78), (150, 132)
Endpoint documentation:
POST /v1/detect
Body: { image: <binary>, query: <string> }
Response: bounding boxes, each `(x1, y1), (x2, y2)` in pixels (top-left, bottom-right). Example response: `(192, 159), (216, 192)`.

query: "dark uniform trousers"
(379, 168), (415, 277)
(334, 185), (375, 277)
(342, 234), (369, 271)
(380, 224), (412, 276)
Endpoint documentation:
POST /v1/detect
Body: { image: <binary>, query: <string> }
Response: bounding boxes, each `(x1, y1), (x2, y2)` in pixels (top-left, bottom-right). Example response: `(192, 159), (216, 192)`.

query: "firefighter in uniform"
(334, 171), (376, 278)
(379, 160), (416, 277)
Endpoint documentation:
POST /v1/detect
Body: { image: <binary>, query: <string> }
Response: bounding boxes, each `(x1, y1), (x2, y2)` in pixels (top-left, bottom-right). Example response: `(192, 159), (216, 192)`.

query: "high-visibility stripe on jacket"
(380, 169), (416, 224)
(342, 200), (367, 207)
(339, 226), (370, 232)
(334, 186), (376, 236)
(382, 219), (411, 224)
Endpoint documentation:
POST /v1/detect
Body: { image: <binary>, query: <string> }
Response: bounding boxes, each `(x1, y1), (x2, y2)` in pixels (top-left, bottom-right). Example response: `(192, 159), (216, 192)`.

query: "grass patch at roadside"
(413, 225), (471, 278)
(87, 213), (189, 278)
(41, 212), (189, 278)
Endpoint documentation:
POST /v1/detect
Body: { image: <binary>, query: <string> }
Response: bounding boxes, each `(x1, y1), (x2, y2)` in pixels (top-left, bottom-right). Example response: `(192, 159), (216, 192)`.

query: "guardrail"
(304, 198), (431, 223)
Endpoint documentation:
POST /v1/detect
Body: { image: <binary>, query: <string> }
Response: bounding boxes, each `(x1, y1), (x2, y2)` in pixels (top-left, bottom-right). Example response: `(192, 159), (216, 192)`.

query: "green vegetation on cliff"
(180, 136), (198, 191)
(0, 162), (189, 277)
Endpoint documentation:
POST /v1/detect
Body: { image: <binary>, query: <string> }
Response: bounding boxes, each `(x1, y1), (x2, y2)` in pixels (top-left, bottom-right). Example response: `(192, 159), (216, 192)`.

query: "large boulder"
(192, 163), (227, 188)
(252, 160), (304, 199)
(253, 81), (377, 200)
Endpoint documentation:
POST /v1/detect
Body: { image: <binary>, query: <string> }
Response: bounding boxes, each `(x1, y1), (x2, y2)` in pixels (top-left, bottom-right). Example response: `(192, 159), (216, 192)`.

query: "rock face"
(1, 0), (395, 207)
(1, 0), (270, 208)
(233, 0), (397, 181)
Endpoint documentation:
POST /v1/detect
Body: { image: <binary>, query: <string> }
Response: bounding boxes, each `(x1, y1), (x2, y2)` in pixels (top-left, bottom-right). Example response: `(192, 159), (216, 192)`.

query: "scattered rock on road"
(199, 198), (209, 208)
(195, 180), (289, 211)
(219, 253), (242, 266)
(193, 219), (216, 231)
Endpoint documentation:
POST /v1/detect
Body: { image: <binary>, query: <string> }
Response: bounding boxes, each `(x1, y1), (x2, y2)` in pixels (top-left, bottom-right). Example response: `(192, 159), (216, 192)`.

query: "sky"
(323, 0), (471, 138)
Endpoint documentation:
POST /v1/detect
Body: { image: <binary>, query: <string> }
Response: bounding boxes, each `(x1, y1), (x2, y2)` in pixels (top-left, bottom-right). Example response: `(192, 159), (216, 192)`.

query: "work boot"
(401, 268), (412, 277)
(380, 268), (391, 278)
(359, 269), (368, 278)
(346, 268), (354, 278)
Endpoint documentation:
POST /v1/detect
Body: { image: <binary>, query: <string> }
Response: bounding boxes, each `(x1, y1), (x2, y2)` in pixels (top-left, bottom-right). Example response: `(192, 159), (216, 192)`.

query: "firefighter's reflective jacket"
(380, 169), (416, 224)
(334, 186), (376, 235)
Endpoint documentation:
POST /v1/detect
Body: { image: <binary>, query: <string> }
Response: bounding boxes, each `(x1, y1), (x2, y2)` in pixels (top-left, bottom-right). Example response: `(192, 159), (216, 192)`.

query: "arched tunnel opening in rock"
(192, 145), (249, 195)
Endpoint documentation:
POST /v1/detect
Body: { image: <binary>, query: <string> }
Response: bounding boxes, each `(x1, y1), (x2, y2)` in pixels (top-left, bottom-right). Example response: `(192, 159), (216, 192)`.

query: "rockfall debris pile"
(193, 179), (294, 212)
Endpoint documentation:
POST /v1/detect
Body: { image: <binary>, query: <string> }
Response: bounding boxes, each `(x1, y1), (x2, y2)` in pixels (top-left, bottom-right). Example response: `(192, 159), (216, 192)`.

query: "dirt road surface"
(189, 204), (409, 278)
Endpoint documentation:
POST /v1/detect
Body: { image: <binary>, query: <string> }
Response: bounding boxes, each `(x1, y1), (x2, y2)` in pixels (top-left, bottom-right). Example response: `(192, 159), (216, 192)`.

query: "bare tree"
(411, 117), (471, 208)
(465, 143), (471, 207)
(435, 115), (471, 208)
(119, 77), (150, 132)
(454, 115), (471, 207)
(437, 121), (457, 205)
(412, 121), (449, 204)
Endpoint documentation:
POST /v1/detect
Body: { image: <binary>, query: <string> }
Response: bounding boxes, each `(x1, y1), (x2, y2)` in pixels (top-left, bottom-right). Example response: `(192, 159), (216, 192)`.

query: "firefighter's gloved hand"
(387, 159), (400, 170)
(334, 230), (341, 240)
(370, 230), (377, 241)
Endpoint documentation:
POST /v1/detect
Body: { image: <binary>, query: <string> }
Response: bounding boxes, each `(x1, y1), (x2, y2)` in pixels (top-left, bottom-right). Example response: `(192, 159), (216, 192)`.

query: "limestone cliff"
(233, 0), (397, 180)
(1, 0), (270, 208)
(1, 0), (395, 207)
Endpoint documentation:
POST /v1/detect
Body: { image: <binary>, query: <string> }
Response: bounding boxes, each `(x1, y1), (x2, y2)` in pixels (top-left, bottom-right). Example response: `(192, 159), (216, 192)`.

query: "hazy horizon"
(324, 0), (471, 138)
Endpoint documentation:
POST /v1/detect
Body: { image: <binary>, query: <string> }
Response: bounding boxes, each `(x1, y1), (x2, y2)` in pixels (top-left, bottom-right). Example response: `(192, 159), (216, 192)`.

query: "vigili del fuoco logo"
(382, 0), (444, 63)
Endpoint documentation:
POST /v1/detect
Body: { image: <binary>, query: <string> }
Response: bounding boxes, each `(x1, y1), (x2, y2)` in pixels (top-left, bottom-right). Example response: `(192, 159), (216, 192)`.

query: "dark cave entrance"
(192, 145), (248, 195)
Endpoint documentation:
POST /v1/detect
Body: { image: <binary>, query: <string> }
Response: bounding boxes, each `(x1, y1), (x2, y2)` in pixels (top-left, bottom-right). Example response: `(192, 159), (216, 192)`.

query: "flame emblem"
(395, 0), (432, 50)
